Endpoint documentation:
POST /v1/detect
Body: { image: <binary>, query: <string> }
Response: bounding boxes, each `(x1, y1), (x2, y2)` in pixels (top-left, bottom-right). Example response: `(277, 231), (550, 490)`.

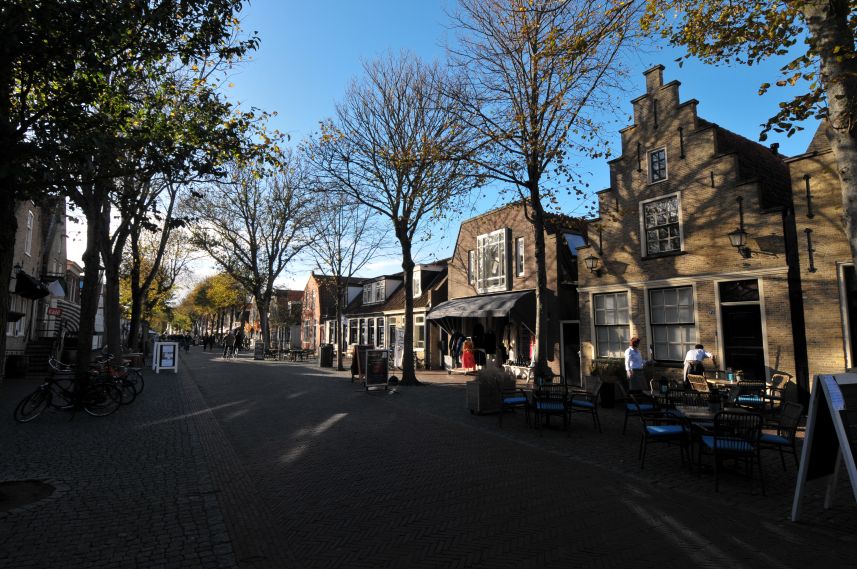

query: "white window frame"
(639, 191), (684, 257)
(515, 236), (525, 277)
(648, 286), (696, 362)
(467, 250), (475, 285)
(376, 317), (385, 348)
(476, 228), (510, 294)
(414, 314), (425, 349)
(592, 291), (630, 358)
(413, 270), (422, 298)
(24, 210), (34, 256)
(648, 147), (668, 184)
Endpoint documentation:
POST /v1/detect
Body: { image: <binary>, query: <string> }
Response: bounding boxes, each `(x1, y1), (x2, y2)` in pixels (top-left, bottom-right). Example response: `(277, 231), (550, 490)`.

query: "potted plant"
(466, 366), (516, 415)
(591, 358), (624, 408)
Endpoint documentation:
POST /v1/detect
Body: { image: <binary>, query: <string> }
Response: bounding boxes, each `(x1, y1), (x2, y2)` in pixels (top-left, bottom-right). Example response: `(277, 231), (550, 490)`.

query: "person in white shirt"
(624, 337), (647, 393)
(683, 344), (713, 387)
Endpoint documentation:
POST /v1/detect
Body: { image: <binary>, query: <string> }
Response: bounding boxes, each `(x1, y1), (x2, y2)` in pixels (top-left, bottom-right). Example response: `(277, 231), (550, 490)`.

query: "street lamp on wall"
(727, 196), (753, 259)
(584, 254), (602, 277)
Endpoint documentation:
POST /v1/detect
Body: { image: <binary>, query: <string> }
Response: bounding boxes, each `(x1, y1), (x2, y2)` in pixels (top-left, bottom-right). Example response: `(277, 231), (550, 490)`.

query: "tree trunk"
(527, 185), (551, 379)
(397, 230), (419, 385)
(76, 194), (109, 381)
(102, 252), (123, 360)
(258, 295), (271, 349)
(335, 277), (345, 371)
(804, 1), (857, 272)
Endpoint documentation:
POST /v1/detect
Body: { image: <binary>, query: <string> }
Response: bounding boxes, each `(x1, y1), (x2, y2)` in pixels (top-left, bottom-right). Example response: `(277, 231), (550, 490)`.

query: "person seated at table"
(683, 344), (713, 389)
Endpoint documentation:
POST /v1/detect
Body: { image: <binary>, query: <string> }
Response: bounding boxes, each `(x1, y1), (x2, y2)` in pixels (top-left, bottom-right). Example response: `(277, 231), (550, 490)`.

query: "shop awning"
(14, 271), (50, 300)
(427, 290), (535, 329)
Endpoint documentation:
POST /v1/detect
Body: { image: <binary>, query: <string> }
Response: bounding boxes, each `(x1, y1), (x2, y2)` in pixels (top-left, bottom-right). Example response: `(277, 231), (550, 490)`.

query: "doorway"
(719, 279), (765, 381)
(560, 321), (581, 386)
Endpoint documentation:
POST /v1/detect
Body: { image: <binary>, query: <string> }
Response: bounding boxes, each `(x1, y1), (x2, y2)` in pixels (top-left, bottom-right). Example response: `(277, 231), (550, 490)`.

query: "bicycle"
(14, 372), (122, 423)
(89, 354), (138, 405)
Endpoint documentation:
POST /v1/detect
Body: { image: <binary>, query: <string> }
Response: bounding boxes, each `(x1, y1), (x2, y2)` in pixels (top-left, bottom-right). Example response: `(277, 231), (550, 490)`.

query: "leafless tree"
(304, 182), (389, 370)
(449, 0), (641, 375)
(309, 52), (480, 385)
(187, 151), (313, 350)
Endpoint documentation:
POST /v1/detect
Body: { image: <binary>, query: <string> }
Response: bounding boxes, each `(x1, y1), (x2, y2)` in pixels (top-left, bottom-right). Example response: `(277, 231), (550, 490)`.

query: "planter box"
(466, 380), (502, 415)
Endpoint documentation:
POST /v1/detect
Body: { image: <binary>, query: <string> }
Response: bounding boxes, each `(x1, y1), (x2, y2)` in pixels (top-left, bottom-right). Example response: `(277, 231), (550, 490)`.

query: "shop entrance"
(560, 321), (580, 386)
(719, 279), (766, 381)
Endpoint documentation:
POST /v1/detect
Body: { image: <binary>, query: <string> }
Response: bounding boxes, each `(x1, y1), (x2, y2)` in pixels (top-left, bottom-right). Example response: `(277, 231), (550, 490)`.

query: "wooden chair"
(623, 391), (665, 435)
(698, 410), (764, 494)
(531, 382), (569, 435)
(687, 374), (710, 394)
(760, 401), (803, 470)
(568, 375), (602, 432)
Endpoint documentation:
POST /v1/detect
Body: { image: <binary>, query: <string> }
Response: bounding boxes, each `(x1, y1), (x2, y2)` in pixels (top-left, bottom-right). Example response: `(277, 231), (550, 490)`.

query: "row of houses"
(4, 198), (87, 378)
(297, 65), (854, 403)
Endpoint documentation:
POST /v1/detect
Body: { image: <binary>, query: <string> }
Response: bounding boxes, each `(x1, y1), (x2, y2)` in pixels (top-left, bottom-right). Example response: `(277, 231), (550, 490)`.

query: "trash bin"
(319, 344), (334, 368)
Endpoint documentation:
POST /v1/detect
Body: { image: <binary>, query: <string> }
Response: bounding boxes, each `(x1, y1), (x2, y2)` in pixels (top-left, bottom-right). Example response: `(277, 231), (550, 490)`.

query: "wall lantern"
(727, 196), (753, 259)
(584, 254), (602, 277)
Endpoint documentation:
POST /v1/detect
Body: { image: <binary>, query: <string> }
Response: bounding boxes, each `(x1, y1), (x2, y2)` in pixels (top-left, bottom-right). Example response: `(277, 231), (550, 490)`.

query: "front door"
(560, 321), (581, 386)
(721, 304), (765, 381)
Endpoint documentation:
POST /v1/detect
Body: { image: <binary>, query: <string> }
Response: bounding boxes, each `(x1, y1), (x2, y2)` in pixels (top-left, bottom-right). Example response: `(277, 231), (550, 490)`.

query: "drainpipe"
(782, 205), (811, 407)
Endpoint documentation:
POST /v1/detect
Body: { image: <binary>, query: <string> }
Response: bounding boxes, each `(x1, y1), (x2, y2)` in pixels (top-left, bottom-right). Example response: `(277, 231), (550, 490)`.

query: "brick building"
(787, 125), (856, 379)
(577, 66), (810, 399)
(300, 272), (365, 351)
(429, 202), (585, 380)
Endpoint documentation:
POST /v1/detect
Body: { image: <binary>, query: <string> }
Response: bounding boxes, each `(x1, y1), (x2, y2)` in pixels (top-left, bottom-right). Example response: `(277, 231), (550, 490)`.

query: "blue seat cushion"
(760, 433), (789, 445)
(627, 403), (655, 412)
(645, 425), (684, 436)
(534, 401), (565, 412)
(736, 395), (764, 406)
(503, 396), (527, 405)
(700, 435), (754, 453)
(570, 399), (595, 409)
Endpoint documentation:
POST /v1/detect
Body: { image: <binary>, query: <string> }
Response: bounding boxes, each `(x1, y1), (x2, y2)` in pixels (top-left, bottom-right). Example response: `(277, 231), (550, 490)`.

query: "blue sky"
(69, 1), (820, 291)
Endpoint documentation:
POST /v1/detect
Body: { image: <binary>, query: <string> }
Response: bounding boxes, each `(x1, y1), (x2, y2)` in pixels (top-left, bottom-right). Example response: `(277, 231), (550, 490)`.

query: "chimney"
(643, 64), (665, 93)
(770, 142), (780, 155)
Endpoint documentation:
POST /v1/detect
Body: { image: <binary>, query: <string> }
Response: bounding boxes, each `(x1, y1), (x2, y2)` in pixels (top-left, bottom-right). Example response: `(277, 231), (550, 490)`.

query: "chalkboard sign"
(153, 341), (179, 374)
(351, 344), (373, 382)
(792, 374), (857, 521)
(365, 349), (389, 391)
(254, 341), (265, 360)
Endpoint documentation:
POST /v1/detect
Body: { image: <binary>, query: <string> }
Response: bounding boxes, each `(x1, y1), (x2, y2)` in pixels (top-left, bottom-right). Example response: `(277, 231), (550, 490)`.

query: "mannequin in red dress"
(461, 338), (476, 370)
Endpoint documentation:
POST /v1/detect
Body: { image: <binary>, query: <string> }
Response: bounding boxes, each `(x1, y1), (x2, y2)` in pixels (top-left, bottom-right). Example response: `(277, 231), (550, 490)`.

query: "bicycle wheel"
(127, 369), (144, 395)
(82, 383), (122, 417)
(14, 388), (51, 423)
(117, 378), (136, 405)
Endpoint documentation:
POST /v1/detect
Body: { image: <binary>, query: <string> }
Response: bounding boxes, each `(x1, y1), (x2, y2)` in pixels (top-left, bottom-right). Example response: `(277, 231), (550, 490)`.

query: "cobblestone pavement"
(2, 350), (855, 568)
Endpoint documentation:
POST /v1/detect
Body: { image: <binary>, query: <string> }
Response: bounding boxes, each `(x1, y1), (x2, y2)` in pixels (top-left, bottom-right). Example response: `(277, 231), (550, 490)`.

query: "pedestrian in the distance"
(223, 332), (236, 358)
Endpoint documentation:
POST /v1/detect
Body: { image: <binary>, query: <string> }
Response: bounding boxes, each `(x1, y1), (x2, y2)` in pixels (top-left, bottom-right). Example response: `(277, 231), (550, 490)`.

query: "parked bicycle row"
(13, 350), (146, 423)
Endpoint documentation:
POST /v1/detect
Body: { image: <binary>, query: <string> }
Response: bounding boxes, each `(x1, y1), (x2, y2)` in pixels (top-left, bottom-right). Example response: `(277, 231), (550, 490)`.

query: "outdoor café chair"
(568, 375), (602, 432)
(687, 374), (710, 394)
(698, 410), (764, 494)
(498, 380), (529, 428)
(631, 393), (691, 469)
(531, 381), (569, 435)
(623, 391), (665, 435)
(734, 380), (768, 412)
(760, 401), (803, 470)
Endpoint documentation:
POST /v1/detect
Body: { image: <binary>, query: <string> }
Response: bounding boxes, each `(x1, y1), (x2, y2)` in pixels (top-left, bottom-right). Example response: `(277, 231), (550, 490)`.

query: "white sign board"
(153, 341), (179, 374)
(393, 328), (404, 370)
(791, 373), (857, 521)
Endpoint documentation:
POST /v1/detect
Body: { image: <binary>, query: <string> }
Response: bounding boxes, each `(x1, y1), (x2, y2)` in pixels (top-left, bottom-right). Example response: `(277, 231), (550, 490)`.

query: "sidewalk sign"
(791, 373), (857, 521)
(393, 328), (404, 369)
(351, 344), (373, 382)
(253, 340), (265, 360)
(152, 341), (179, 374)
(365, 349), (389, 391)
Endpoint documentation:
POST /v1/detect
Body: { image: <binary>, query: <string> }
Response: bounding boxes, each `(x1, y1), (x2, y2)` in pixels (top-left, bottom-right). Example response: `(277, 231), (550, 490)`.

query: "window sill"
(641, 251), (687, 261)
(650, 361), (683, 369)
(647, 178), (668, 186)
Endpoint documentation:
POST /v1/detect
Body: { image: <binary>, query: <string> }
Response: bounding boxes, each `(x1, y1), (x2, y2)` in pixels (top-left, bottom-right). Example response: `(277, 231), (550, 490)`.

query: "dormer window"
(413, 270), (422, 298)
(476, 228), (510, 294)
(649, 148), (667, 183)
(363, 280), (386, 305)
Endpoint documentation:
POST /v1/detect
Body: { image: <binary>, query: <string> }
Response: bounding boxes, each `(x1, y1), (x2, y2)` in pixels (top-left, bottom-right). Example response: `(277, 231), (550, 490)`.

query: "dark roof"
(806, 122), (832, 153)
(274, 289), (303, 303)
(698, 118), (791, 210)
(343, 267), (447, 316)
(544, 212), (587, 234)
(345, 280), (404, 315)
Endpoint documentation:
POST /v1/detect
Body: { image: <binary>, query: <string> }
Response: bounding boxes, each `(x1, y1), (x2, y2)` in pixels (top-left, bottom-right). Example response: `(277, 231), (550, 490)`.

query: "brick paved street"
(2, 349), (855, 568)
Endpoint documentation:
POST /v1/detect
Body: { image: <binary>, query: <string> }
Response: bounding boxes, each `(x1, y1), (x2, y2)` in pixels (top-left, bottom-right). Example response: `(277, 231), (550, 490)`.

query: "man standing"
(624, 336), (647, 393)
(683, 344), (714, 387)
(223, 331), (236, 359)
